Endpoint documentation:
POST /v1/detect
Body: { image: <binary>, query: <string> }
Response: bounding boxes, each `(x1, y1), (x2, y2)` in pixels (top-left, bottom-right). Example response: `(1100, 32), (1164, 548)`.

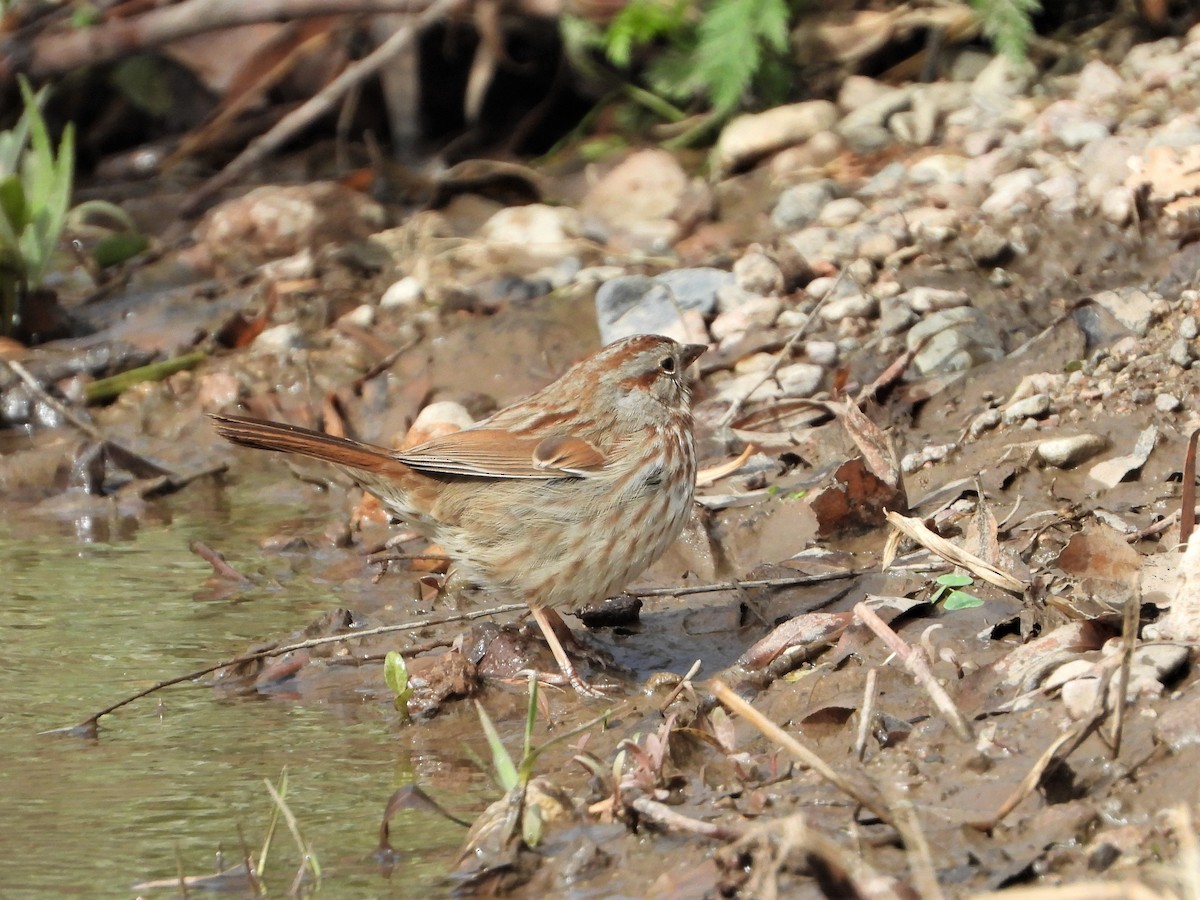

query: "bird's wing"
(397, 429), (607, 479)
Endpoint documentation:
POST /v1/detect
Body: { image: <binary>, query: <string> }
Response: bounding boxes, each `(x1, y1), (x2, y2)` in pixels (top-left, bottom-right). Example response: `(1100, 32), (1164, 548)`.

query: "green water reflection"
(0, 495), (486, 898)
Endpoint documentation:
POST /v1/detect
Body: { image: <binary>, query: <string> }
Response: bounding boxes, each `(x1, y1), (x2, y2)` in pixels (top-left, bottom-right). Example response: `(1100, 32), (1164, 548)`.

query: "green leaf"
(942, 590), (985, 611)
(383, 650), (409, 696)
(92, 231), (149, 268)
(935, 573), (974, 588)
(0, 175), (29, 241)
(522, 801), (544, 846)
(475, 701), (518, 792)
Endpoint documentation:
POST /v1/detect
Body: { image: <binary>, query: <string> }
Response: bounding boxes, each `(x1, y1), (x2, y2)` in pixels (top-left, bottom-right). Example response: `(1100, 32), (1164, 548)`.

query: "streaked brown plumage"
(211, 334), (704, 694)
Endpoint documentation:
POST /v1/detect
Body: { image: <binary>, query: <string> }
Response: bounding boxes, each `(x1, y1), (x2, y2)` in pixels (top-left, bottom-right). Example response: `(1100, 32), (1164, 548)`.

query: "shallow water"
(0, 485), (491, 898)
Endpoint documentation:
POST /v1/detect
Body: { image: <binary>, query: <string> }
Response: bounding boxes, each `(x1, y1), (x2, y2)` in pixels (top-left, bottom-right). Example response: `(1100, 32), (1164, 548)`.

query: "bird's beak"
(682, 343), (707, 368)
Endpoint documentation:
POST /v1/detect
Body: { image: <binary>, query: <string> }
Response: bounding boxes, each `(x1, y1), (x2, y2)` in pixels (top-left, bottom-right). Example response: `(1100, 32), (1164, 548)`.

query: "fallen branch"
(630, 796), (746, 841)
(854, 601), (974, 742)
(631, 568), (868, 598)
(884, 510), (1026, 594)
(45, 601), (528, 736)
(968, 670), (1110, 832)
(708, 678), (892, 826)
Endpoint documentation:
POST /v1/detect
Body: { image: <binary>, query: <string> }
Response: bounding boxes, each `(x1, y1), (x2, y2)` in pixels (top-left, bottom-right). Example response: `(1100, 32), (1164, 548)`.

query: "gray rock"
(1181, 315), (1199, 339)
(713, 100), (840, 176)
(1035, 174), (1080, 214)
(908, 307), (1005, 374)
(879, 298), (918, 335)
(1056, 118), (1112, 150)
(820, 292), (878, 322)
(902, 444), (955, 473)
(658, 267), (736, 311)
(253, 322), (304, 352)
(818, 197), (867, 227)
(733, 246), (784, 296)
(1100, 186), (1134, 225)
(595, 267), (734, 343)
(710, 296), (782, 341)
(908, 153), (968, 184)
(1156, 393), (1182, 412)
(805, 340), (839, 366)
(968, 226), (1011, 266)
(1169, 338), (1193, 368)
(839, 86), (914, 153)
(715, 283), (762, 313)
(856, 229), (901, 263)
(380, 275), (424, 308)
(714, 362), (823, 404)
(1091, 288), (1158, 336)
(901, 287), (969, 313)
(1036, 433), (1108, 468)
(971, 54), (1036, 105)
(1003, 393), (1051, 424)
(784, 226), (839, 264)
(857, 162), (907, 197)
(981, 168), (1043, 215)
(772, 181), (839, 230)
(1075, 60), (1126, 104)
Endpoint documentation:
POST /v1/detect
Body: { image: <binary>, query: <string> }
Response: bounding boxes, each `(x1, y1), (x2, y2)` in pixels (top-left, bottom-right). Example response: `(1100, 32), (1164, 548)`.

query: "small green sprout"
(930, 573), (984, 610)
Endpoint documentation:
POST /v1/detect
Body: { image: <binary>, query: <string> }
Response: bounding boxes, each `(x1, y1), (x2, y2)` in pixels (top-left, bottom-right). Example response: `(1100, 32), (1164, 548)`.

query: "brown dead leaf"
(737, 612), (852, 669)
(810, 458), (907, 536)
(1056, 525), (1142, 586)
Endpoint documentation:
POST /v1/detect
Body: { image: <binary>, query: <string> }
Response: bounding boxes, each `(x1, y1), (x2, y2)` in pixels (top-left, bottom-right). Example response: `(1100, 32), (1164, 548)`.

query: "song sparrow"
(212, 334), (705, 695)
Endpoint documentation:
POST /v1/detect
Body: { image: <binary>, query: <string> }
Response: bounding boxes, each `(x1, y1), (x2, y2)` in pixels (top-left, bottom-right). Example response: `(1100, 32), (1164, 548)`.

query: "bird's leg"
(528, 606), (605, 698)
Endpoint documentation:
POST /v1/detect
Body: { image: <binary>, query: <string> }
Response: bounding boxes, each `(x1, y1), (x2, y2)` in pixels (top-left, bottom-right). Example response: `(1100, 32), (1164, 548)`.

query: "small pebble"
(1036, 433), (1108, 468)
(1169, 338), (1193, 368)
(338, 304), (375, 327)
(380, 275), (424, 308)
(253, 322), (303, 352)
(1156, 393), (1182, 412)
(805, 340), (839, 366)
(1003, 393), (1051, 424)
(1181, 316), (1199, 340)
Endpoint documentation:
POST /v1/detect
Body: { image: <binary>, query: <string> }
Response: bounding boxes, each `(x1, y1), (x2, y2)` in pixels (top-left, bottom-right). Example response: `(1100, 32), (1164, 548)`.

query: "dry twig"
(854, 601), (974, 742)
(885, 510), (1025, 594)
(47, 601), (528, 735)
(708, 678), (892, 825)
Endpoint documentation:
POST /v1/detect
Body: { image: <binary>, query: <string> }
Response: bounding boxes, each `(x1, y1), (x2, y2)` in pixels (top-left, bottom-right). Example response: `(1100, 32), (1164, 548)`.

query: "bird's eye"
(659, 356), (676, 374)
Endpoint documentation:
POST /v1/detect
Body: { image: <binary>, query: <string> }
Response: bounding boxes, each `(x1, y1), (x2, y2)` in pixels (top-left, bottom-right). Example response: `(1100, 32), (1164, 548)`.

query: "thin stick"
(708, 678), (892, 825)
(659, 659), (703, 711)
(630, 796), (745, 841)
(854, 668), (878, 762)
(632, 568), (867, 598)
(884, 782), (943, 900)
(185, 0), (459, 213)
(47, 602), (528, 734)
(968, 679), (1107, 832)
(716, 278), (840, 430)
(854, 602), (974, 742)
(1110, 583), (1140, 758)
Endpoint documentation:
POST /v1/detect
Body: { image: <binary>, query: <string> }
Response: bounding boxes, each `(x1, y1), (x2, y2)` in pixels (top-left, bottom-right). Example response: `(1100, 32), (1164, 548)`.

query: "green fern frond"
(604, 0), (690, 69)
(690, 0), (790, 113)
(970, 0), (1040, 62)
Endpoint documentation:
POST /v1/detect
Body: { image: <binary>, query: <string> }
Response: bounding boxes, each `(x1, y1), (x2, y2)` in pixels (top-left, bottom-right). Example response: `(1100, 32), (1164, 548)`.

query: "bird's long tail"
(210, 414), (412, 480)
